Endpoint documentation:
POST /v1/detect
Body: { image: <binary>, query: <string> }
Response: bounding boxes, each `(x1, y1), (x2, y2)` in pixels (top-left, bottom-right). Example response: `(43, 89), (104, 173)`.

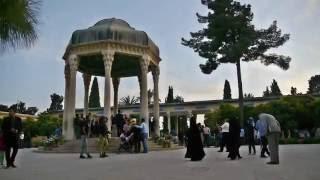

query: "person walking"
(259, 113), (281, 165)
(184, 116), (205, 161)
(203, 125), (211, 147)
(79, 116), (92, 159)
(255, 117), (270, 158)
(228, 117), (241, 160)
(98, 116), (109, 158)
(1, 109), (22, 168)
(218, 119), (229, 152)
(245, 117), (256, 155)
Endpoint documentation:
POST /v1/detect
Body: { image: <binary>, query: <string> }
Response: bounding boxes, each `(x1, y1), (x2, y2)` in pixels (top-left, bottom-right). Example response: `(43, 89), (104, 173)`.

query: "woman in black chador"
(228, 117), (242, 160)
(185, 116), (205, 161)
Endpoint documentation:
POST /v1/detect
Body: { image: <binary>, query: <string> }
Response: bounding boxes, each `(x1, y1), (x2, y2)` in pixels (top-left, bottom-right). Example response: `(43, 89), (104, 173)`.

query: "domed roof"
(69, 18), (159, 56)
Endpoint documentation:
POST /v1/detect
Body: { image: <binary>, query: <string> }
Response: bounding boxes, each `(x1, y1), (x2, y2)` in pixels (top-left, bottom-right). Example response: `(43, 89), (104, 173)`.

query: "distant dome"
(69, 18), (159, 56)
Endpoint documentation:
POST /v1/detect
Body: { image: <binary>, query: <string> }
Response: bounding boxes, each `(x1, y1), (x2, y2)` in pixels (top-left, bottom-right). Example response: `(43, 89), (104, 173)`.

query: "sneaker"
(260, 155), (268, 158)
(87, 154), (92, 159)
(11, 163), (17, 168)
(80, 155), (86, 159)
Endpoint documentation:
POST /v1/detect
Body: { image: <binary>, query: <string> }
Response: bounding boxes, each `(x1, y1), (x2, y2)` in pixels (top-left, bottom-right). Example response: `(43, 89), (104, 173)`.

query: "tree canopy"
(47, 93), (63, 112)
(182, 0), (291, 123)
(0, 0), (41, 52)
(307, 75), (320, 95)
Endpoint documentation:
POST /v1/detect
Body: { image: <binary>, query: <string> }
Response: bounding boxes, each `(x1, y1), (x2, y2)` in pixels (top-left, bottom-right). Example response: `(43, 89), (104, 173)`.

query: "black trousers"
(220, 132), (229, 151)
(247, 138), (256, 154)
(5, 138), (19, 166)
(260, 136), (270, 156)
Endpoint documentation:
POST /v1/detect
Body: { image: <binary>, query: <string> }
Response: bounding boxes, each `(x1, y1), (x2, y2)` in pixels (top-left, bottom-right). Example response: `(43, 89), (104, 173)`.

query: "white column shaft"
(65, 55), (78, 140)
(152, 66), (160, 136)
(63, 64), (70, 138)
(83, 74), (91, 117)
(103, 51), (114, 131)
(140, 56), (149, 136)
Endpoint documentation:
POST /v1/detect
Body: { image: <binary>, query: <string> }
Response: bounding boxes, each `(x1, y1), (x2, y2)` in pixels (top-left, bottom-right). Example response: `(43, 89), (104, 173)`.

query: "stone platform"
(1, 145), (320, 180)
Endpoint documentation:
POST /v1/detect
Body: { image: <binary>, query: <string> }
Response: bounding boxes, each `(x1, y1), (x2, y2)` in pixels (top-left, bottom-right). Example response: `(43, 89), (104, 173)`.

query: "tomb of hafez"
(62, 18), (161, 140)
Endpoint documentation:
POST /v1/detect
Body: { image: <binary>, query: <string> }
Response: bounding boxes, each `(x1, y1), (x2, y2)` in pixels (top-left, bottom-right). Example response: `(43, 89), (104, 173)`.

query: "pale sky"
(0, 0), (319, 111)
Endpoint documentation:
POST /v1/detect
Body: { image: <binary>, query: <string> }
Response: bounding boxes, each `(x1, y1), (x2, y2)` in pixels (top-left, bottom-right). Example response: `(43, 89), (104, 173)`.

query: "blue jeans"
(141, 133), (148, 153)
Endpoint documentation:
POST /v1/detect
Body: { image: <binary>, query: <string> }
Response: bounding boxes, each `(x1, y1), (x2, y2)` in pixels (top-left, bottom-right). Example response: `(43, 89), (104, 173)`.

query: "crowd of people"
(75, 110), (149, 159)
(184, 113), (282, 165)
(0, 108), (281, 168)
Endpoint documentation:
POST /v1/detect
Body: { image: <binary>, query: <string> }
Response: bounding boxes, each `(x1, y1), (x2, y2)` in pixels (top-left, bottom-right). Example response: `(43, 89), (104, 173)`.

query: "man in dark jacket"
(114, 110), (124, 137)
(245, 117), (256, 155)
(1, 109), (22, 168)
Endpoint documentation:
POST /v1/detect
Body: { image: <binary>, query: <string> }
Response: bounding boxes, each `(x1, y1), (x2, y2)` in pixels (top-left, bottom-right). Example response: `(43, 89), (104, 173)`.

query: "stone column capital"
(102, 50), (115, 76)
(151, 65), (160, 76)
(140, 55), (150, 73)
(68, 54), (79, 72)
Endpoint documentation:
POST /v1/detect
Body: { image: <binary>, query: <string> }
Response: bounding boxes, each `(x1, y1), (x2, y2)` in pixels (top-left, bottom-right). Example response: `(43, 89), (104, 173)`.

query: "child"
(0, 131), (5, 168)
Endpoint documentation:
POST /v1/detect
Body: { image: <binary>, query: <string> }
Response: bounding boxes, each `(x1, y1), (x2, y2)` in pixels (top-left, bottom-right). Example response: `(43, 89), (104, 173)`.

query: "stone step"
(35, 137), (183, 153)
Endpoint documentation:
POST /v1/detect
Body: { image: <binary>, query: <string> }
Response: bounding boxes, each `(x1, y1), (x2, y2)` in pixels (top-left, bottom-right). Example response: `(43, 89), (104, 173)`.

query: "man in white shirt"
(137, 118), (148, 153)
(218, 119), (230, 152)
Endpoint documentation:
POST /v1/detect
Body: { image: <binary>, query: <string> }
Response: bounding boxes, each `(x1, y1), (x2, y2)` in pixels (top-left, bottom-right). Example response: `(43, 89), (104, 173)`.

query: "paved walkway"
(1, 145), (319, 180)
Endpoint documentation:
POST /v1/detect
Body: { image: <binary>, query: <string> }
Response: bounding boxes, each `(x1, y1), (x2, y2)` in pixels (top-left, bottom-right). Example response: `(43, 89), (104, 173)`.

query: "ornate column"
(102, 50), (114, 131)
(83, 73), (91, 117)
(112, 78), (120, 115)
(63, 63), (70, 138)
(167, 112), (171, 134)
(152, 66), (160, 136)
(65, 54), (78, 140)
(139, 55), (150, 136)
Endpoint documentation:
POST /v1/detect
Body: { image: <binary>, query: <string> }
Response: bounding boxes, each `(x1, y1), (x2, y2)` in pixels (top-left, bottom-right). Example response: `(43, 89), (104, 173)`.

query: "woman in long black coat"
(228, 117), (242, 160)
(185, 116), (205, 161)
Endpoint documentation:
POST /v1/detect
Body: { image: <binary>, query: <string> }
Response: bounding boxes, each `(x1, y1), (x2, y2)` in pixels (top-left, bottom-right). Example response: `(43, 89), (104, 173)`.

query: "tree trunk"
(236, 59), (244, 125)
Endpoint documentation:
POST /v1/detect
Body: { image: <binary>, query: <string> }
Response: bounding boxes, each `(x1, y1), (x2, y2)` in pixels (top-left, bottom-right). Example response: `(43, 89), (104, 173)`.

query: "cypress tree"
(270, 79), (282, 96)
(89, 77), (101, 108)
(223, 80), (232, 100)
(263, 86), (271, 97)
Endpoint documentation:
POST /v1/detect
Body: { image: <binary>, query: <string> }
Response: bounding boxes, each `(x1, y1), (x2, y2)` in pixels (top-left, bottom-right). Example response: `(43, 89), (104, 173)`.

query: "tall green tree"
(263, 87), (271, 97)
(47, 93), (63, 112)
(173, 95), (185, 103)
(223, 80), (232, 100)
(291, 87), (297, 95)
(182, 0), (291, 123)
(270, 79), (282, 96)
(165, 86), (174, 103)
(307, 75), (320, 95)
(0, 0), (41, 52)
(89, 77), (101, 108)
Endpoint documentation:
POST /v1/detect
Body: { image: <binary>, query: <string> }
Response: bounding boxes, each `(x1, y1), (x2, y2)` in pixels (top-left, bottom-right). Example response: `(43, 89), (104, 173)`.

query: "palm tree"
(120, 95), (140, 105)
(0, 0), (41, 53)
